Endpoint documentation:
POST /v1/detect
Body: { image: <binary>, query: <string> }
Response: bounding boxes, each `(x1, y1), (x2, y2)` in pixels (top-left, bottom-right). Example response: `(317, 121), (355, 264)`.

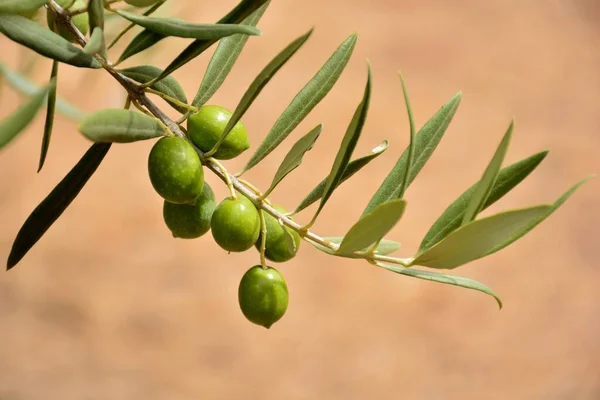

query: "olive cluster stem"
(47, 1), (414, 268)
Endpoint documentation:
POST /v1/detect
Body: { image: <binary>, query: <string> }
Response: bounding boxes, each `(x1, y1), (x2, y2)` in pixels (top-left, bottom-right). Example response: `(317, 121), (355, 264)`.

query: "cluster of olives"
(148, 105), (300, 328)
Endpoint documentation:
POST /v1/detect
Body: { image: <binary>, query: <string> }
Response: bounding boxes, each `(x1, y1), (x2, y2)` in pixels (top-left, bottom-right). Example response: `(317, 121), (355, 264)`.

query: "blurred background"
(1, 0), (599, 398)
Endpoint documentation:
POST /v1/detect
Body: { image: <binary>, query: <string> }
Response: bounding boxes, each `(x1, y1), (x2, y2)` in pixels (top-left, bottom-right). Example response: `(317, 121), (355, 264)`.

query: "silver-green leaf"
(78, 109), (165, 143)
(117, 29), (165, 65)
(108, 0), (165, 50)
(0, 0), (47, 14)
(396, 73), (415, 199)
(83, 27), (105, 56)
(119, 65), (188, 113)
(309, 237), (401, 256)
(38, 60), (58, 172)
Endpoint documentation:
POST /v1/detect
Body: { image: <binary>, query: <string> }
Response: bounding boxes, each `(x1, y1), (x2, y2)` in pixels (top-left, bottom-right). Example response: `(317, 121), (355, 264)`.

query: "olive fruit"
(163, 183), (217, 239)
(148, 137), (204, 204)
(211, 196), (260, 252)
(47, 0), (89, 42)
(187, 105), (250, 160)
(124, 0), (161, 7)
(256, 206), (301, 262)
(238, 265), (289, 329)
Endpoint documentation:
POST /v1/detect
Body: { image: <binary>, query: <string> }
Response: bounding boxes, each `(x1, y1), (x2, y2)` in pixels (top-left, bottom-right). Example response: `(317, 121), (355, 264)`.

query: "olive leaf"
(117, 29), (165, 65)
(0, 0), (47, 14)
(191, 2), (270, 109)
(362, 92), (462, 216)
(396, 73), (416, 199)
(292, 140), (388, 214)
(379, 263), (502, 308)
(7, 143), (111, 270)
(86, 0), (106, 57)
(337, 199), (406, 255)
(0, 62), (85, 120)
(119, 65), (188, 113)
(205, 27), (313, 158)
(262, 124), (322, 198)
(78, 109), (165, 143)
(0, 79), (54, 150)
(240, 32), (357, 175)
(116, 10), (261, 40)
(150, 0), (270, 83)
(0, 15), (101, 69)
(419, 150), (549, 252)
(483, 175), (593, 257)
(108, 0), (165, 50)
(38, 60), (58, 172)
(308, 61), (371, 226)
(411, 205), (552, 269)
(309, 237), (401, 256)
(462, 121), (514, 225)
(83, 27), (106, 56)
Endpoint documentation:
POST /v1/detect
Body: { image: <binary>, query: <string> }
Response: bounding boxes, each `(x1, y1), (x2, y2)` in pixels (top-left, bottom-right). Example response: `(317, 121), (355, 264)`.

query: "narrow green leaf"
(380, 263), (502, 308)
(154, 0), (270, 82)
(0, 80), (53, 150)
(309, 237), (401, 256)
(397, 73), (415, 199)
(38, 60), (58, 172)
(7, 143), (111, 270)
(0, 15), (101, 69)
(241, 33), (357, 175)
(337, 199), (407, 255)
(419, 150), (549, 252)
(119, 65), (188, 113)
(484, 175), (594, 256)
(293, 140), (388, 214)
(83, 27), (105, 56)
(108, 0), (165, 50)
(0, 0), (47, 14)
(116, 10), (261, 40)
(263, 124), (322, 198)
(206, 27), (313, 157)
(87, 0), (104, 31)
(117, 29), (165, 65)
(308, 61), (371, 226)
(191, 2), (270, 109)
(78, 109), (165, 143)
(363, 92), (462, 216)
(462, 121), (514, 225)
(412, 205), (552, 269)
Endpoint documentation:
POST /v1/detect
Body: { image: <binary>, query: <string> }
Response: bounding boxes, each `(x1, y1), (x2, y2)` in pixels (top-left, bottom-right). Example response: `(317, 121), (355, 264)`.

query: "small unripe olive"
(163, 183), (216, 239)
(187, 105), (250, 160)
(238, 265), (289, 329)
(47, 0), (89, 42)
(148, 137), (204, 205)
(256, 206), (301, 263)
(211, 196), (260, 252)
(124, 0), (161, 7)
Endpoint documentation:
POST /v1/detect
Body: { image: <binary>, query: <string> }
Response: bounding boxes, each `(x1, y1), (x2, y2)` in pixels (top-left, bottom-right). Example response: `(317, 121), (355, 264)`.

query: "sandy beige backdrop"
(1, 0), (599, 399)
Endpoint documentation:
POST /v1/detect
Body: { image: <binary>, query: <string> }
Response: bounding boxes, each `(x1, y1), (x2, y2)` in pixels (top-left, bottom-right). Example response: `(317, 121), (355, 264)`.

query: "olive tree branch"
(47, 1), (413, 268)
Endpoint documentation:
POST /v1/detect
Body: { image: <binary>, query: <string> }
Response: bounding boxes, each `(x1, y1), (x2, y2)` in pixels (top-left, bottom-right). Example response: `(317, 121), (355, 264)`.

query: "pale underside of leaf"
(78, 109), (165, 143)
(309, 237), (401, 256)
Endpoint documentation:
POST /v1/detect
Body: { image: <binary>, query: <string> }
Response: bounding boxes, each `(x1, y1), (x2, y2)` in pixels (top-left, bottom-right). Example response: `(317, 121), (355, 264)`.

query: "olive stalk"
(144, 88), (200, 113)
(47, 1), (414, 268)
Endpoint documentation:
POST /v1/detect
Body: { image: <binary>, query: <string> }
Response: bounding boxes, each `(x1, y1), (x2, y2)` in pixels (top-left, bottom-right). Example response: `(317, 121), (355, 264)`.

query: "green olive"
(211, 196), (260, 252)
(163, 183), (216, 239)
(238, 265), (288, 329)
(148, 137), (204, 205)
(124, 0), (161, 7)
(47, 0), (89, 42)
(256, 206), (301, 262)
(187, 105), (250, 160)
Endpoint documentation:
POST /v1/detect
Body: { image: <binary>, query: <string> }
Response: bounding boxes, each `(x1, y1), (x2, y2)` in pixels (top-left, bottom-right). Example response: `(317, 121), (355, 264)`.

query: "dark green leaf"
(78, 109), (165, 143)
(397, 73), (415, 199)
(119, 65), (188, 113)
(117, 29), (165, 65)
(0, 79), (53, 150)
(0, 0), (47, 14)
(462, 121), (513, 225)
(263, 124), (322, 198)
(108, 0), (165, 50)
(0, 15), (101, 68)
(191, 2), (270, 109)
(7, 143), (111, 270)
(83, 27), (105, 56)
(337, 199), (406, 255)
(308, 61), (371, 226)
(484, 175), (593, 256)
(412, 205), (552, 269)
(309, 237), (401, 256)
(293, 140), (388, 214)
(419, 150), (549, 252)
(206, 27), (313, 158)
(363, 92), (462, 216)
(380, 263), (502, 308)
(87, 0), (104, 56)
(38, 60), (58, 172)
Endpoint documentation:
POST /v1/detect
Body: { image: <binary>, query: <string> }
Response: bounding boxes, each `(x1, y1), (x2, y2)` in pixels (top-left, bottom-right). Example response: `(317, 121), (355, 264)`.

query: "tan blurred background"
(1, 0), (599, 398)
